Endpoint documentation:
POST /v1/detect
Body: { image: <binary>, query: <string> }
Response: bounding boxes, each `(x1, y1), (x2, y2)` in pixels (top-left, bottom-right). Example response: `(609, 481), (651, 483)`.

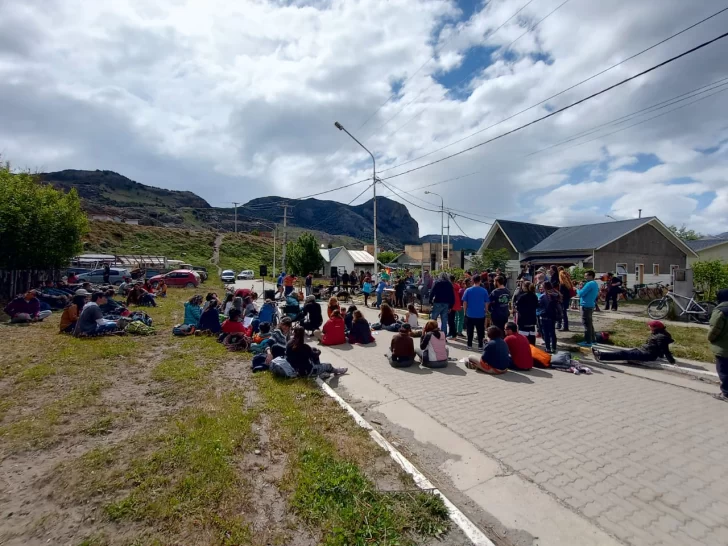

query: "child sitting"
(220, 308), (251, 351)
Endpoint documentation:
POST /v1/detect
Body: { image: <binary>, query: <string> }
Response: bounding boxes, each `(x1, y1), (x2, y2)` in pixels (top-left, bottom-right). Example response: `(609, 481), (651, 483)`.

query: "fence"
(0, 269), (59, 301)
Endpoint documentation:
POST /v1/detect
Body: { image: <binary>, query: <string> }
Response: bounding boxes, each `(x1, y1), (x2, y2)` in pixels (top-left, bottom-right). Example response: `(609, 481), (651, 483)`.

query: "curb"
(316, 378), (496, 546)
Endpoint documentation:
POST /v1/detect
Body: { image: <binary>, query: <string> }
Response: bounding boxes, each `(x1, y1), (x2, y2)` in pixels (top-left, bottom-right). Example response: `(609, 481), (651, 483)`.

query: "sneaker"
(577, 341), (593, 348)
(334, 367), (348, 376)
(712, 393), (728, 402)
(318, 372), (332, 380)
(591, 347), (601, 361)
(477, 345), (484, 351)
(466, 344), (473, 349)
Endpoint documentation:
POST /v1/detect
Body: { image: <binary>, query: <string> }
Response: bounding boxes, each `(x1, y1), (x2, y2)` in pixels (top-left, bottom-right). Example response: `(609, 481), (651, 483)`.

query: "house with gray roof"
(686, 236), (728, 266)
(480, 217), (698, 287)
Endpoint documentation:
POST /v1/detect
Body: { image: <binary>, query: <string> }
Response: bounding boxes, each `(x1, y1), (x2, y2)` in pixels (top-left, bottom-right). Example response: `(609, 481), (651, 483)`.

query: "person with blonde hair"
(557, 267), (574, 331)
(327, 296), (340, 318)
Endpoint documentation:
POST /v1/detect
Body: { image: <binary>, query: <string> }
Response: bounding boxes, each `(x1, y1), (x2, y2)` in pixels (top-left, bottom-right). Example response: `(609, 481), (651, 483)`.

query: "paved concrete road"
(243, 281), (728, 546)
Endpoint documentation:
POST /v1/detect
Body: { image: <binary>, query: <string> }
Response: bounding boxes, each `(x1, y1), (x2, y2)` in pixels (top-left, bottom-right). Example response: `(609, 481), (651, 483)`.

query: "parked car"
(221, 269), (236, 283)
(66, 267), (91, 276)
(149, 270), (200, 288)
(237, 270), (254, 280)
(192, 266), (209, 282)
(76, 267), (132, 285)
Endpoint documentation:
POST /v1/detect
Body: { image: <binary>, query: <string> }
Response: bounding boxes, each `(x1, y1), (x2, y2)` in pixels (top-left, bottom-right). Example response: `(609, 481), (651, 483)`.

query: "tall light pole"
(425, 191), (444, 270)
(232, 202), (240, 234)
(334, 121), (378, 279)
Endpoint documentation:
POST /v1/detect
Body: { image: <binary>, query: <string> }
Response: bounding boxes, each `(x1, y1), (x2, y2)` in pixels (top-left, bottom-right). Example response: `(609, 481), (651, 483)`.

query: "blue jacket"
(577, 280), (599, 309)
(184, 302), (202, 326)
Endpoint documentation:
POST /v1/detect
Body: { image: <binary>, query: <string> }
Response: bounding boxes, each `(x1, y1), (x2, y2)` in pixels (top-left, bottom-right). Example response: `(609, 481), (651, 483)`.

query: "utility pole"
(446, 212), (451, 270)
(232, 202), (239, 234)
(281, 203), (289, 272)
(425, 191), (444, 270)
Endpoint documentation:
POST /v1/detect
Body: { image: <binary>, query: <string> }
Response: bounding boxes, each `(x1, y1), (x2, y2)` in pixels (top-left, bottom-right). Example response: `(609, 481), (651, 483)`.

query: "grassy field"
(218, 233), (275, 276)
(0, 281), (453, 545)
(569, 318), (714, 362)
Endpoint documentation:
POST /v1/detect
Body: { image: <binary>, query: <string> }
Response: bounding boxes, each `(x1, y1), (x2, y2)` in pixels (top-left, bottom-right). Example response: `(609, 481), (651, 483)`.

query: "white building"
(319, 247), (377, 276)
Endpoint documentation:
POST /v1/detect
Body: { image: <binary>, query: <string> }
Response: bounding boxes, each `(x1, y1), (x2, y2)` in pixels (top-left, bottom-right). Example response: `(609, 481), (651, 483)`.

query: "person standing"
(461, 274), (489, 349)
(557, 267), (574, 331)
(515, 281), (538, 345)
(305, 272), (313, 297)
(538, 281), (561, 353)
(421, 270), (433, 303)
(488, 275), (511, 332)
(276, 271), (285, 300)
(430, 272), (454, 338)
(375, 276), (387, 309)
(341, 270), (350, 291)
(708, 289), (728, 402)
(283, 272), (296, 296)
(448, 275), (463, 340)
(604, 272), (623, 311)
(103, 263), (111, 284)
(577, 270), (599, 347)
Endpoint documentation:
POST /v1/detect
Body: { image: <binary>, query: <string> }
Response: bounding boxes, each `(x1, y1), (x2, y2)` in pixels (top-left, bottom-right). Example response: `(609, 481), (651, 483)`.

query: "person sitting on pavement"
(315, 308), (347, 346)
(416, 320), (449, 368)
(387, 323), (416, 368)
(378, 302), (400, 331)
(286, 325), (347, 378)
(326, 296), (340, 319)
(708, 289), (728, 402)
(348, 310), (375, 344)
(300, 294), (323, 334)
(592, 320), (676, 364)
(467, 326), (510, 374)
(406, 304), (420, 328)
(344, 305), (357, 333)
(198, 298), (222, 334)
(74, 292), (119, 336)
(4, 290), (52, 323)
(184, 295), (203, 327)
(60, 291), (90, 333)
(504, 322), (533, 371)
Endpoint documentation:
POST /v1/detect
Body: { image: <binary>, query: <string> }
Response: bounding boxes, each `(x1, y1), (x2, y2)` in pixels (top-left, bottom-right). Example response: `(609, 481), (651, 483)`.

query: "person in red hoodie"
(315, 308), (347, 346)
(447, 275), (463, 340)
(504, 322), (533, 370)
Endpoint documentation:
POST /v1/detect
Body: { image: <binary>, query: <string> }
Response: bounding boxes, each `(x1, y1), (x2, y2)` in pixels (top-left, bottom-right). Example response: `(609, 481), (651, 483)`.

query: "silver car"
(220, 269), (236, 283)
(76, 267), (132, 285)
(237, 270), (254, 280)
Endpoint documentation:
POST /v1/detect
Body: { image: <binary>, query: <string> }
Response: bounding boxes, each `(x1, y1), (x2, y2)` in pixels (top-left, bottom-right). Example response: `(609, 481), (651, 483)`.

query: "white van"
(237, 270), (254, 280)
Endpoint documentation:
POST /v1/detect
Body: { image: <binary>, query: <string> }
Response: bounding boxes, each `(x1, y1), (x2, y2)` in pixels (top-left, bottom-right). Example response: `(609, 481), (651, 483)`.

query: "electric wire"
(378, 31), (728, 181)
(379, 5), (728, 173)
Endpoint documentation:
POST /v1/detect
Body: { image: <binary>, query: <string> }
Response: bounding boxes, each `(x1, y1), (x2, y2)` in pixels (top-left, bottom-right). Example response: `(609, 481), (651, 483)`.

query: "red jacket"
(452, 283), (462, 311)
(321, 316), (347, 346)
(505, 333), (533, 370)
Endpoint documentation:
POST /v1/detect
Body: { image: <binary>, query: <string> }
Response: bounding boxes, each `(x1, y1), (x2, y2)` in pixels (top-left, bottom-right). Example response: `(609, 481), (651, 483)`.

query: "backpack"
(130, 311), (153, 327)
(251, 354), (269, 373)
(173, 324), (196, 336)
(530, 344), (551, 368)
(269, 357), (297, 378)
(595, 331), (611, 344)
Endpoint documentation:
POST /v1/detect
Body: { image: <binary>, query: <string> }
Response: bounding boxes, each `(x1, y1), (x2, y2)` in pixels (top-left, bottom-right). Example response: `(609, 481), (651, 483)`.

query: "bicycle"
(647, 290), (716, 323)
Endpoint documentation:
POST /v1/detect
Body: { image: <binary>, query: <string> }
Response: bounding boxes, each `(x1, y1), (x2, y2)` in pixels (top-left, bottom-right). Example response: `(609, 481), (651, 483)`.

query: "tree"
(377, 250), (399, 264)
(691, 260), (728, 301)
(669, 224), (701, 241)
(0, 165), (88, 271)
(286, 233), (323, 276)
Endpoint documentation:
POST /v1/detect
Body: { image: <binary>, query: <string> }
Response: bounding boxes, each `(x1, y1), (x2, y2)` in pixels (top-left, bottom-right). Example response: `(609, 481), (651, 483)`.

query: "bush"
(692, 260), (728, 301)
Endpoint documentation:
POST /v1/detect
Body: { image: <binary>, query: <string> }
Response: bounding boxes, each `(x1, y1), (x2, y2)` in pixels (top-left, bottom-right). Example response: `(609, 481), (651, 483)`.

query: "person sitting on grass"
(592, 320), (676, 364)
(4, 290), (52, 323)
(156, 279), (167, 298)
(348, 310), (375, 344)
(504, 322), (533, 371)
(220, 308), (251, 351)
(467, 326), (510, 374)
(315, 308), (347, 346)
(222, 293), (234, 316)
(74, 292), (119, 337)
(243, 295), (257, 317)
(344, 305), (357, 333)
(300, 294), (323, 334)
(99, 288), (126, 315)
(184, 295), (203, 327)
(286, 325), (348, 378)
(416, 320), (449, 368)
(387, 323), (416, 368)
(253, 322), (272, 345)
(270, 316), (293, 348)
(59, 291), (89, 334)
(327, 296), (340, 318)
(198, 298), (222, 334)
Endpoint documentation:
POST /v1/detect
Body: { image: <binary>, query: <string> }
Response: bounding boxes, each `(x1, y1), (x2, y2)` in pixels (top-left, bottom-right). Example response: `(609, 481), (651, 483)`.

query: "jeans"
(376, 291), (383, 308)
(581, 307), (595, 344)
(465, 316), (485, 348)
(605, 288), (620, 311)
(431, 303), (449, 337)
(386, 349), (415, 368)
(561, 297), (571, 330)
(305, 286), (312, 296)
(363, 293), (370, 307)
(96, 322), (118, 334)
(415, 347), (449, 368)
(491, 315), (507, 333)
(599, 348), (651, 362)
(541, 317), (557, 352)
(717, 356), (728, 396)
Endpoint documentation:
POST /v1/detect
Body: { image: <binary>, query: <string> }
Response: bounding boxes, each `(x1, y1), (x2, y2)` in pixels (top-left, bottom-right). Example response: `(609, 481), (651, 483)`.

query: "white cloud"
(1, 0), (727, 239)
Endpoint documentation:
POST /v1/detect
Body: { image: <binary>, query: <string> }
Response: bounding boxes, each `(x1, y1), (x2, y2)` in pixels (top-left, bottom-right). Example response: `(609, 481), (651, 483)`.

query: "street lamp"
(425, 190), (445, 270)
(334, 121), (378, 279)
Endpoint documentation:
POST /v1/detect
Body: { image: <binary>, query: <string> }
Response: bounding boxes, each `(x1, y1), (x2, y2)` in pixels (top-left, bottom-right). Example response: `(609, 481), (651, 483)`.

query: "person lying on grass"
(592, 320), (675, 364)
(286, 325), (347, 378)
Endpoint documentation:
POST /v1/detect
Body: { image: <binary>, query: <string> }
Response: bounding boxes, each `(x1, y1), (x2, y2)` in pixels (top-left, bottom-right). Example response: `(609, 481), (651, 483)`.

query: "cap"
(717, 288), (728, 303)
(647, 320), (665, 329)
(75, 288), (91, 296)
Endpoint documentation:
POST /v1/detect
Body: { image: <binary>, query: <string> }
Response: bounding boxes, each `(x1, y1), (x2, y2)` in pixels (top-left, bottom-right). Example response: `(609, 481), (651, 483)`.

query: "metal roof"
(496, 220), (559, 252)
(527, 217), (654, 253)
(523, 254), (592, 264)
(392, 253), (420, 265)
(348, 250), (376, 264)
(686, 238), (728, 252)
(319, 247), (344, 263)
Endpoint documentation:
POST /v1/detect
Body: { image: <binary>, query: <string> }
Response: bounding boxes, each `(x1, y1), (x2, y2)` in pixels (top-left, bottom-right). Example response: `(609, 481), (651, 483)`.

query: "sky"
(1, 0), (728, 239)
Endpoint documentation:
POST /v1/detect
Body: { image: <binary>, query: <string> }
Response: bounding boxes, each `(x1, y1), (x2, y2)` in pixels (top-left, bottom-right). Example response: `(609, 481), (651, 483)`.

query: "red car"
(149, 269), (200, 288)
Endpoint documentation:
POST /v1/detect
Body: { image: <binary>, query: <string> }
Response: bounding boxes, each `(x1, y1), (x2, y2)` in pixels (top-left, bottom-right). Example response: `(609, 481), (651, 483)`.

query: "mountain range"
(40, 169), (421, 247)
(419, 234), (484, 251)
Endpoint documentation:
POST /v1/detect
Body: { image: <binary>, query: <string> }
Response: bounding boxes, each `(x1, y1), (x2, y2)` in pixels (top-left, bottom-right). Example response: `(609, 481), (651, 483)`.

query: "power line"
(369, 0), (544, 140)
(305, 182), (376, 232)
(379, 31), (728, 181)
(450, 214), (474, 238)
(379, 5), (728, 174)
(502, 0), (571, 51)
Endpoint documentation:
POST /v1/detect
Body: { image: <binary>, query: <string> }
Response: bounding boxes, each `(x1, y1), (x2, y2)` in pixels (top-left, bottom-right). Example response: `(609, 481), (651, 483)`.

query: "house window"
(616, 263), (628, 276)
(653, 264), (660, 276)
